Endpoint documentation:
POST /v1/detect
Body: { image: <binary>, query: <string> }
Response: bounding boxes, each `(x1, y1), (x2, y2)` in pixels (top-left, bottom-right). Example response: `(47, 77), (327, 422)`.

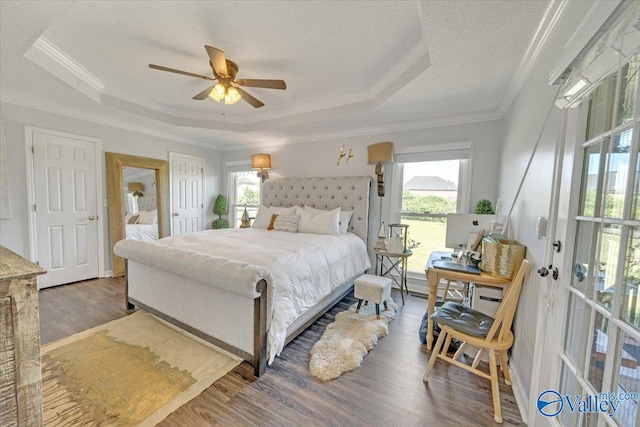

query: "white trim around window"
(392, 141), (473, 216)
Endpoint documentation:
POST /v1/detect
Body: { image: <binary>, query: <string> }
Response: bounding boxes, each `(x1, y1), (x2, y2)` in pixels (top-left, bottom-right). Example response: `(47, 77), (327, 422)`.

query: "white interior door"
(30, 129), (100, 288)
(170, 153), (204, 234)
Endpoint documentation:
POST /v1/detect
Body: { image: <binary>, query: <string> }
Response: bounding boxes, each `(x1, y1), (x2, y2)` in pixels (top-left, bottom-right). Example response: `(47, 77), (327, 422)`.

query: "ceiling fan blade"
(237, 79), (286, 90)
(205, 45), (228, 78)
(236, 87), (264, 108)
(148, 64), (214, 80)
(192, 86), (214, 100)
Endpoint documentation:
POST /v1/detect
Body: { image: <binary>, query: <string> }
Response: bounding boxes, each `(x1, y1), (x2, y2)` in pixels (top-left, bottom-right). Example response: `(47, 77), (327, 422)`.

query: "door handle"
(88, 215), (96, 221)
(538, 265), (559, 280)
(173, 213), (179, 216)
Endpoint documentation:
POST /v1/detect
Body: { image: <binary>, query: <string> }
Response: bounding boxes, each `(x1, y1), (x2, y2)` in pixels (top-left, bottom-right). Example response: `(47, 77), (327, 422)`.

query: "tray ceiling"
(0, 1), (550, 150)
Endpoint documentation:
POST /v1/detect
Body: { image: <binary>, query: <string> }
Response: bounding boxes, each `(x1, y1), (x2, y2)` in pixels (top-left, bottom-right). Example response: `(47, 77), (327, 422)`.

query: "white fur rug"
(309, 297), (397, 381)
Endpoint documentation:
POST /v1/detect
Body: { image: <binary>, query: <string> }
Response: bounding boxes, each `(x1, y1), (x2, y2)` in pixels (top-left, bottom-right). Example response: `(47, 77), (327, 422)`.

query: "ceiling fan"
(149, 45), (286, 108)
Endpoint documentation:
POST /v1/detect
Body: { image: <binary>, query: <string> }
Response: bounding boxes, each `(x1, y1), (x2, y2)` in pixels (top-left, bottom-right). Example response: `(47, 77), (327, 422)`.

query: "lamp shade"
(367, 142), (394, 164)
(127, 182), (144, 192)
(251, 154), (271, 170)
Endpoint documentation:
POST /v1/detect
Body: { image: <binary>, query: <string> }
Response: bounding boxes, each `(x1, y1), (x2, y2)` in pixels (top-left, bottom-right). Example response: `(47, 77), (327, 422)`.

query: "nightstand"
(374, 249), (412, 304)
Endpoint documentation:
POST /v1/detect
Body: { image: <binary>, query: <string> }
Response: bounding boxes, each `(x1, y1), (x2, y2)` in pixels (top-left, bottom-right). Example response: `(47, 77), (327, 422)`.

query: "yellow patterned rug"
(41, 311), (241, 426)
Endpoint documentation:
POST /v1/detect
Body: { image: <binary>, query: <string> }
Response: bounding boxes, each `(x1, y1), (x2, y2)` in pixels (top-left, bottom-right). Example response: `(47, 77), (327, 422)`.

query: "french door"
(542, 55), (640, 427)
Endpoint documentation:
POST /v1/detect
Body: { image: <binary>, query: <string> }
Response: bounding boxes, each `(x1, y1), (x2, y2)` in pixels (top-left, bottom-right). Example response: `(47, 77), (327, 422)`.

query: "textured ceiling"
(0, 0), (550, 150)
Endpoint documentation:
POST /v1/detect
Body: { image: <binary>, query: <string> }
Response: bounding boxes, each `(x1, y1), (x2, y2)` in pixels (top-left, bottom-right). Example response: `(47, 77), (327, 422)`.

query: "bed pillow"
(253, 205), (297, 229)
(137, 210), (157, 224)
(298, 207), (340, 235)
(339, 211), (353, 234)
(267, 214), (300, 232)
(300, 206), (351, 234)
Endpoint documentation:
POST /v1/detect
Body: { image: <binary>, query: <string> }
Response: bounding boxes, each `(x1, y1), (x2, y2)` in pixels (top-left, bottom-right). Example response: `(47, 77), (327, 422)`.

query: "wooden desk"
(424, 254), (510, 350)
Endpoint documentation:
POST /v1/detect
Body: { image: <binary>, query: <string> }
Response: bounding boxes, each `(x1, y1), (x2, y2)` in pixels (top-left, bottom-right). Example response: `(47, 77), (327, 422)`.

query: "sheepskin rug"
(309, 297), (397, 381)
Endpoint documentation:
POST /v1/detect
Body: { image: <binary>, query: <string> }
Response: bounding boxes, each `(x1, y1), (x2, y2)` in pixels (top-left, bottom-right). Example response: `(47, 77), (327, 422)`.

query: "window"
(228, 167), (261, 228)
(393, 144), (471, 275)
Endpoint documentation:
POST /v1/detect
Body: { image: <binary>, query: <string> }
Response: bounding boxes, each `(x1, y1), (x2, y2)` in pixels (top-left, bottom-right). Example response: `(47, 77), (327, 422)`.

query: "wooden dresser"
(0, 246), (46, 426)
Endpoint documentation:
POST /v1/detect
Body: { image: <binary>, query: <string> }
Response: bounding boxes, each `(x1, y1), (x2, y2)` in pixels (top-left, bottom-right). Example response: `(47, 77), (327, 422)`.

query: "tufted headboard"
(262, 176), (372, 243)
(137, 195), (157, 212)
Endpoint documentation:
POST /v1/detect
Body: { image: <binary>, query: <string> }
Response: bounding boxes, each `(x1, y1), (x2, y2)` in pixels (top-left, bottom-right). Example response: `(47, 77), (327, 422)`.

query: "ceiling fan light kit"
(208, 83), (241, 105)
(149, 45), (286, 109)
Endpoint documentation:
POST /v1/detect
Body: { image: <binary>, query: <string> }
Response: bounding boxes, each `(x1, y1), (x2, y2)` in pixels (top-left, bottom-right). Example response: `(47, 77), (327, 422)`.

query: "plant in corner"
(212, 194), (228, 229)
(474, 198), (495, 214)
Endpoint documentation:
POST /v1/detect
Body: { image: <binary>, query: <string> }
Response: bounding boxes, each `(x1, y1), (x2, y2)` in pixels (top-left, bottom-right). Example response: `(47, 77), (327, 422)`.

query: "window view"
(400, 160), (460, 274)
(230, 171), (260, 228)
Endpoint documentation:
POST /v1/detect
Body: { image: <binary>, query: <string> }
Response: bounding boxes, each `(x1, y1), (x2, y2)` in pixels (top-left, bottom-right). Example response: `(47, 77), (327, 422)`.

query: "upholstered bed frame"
(115, 176), (372, 377)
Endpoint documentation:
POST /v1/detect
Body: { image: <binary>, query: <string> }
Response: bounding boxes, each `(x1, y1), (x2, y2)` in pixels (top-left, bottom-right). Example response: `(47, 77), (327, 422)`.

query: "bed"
(125, 223), (158, 241)
(114, 176), (372, 376)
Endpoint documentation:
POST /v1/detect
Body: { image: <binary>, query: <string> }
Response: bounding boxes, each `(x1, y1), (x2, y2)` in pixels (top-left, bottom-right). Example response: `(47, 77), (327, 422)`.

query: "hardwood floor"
(39, 278), (525, 426)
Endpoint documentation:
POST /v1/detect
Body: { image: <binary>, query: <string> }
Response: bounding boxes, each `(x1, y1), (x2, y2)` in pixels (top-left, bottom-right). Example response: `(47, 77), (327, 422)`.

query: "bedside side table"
(374, 249), (412, 304)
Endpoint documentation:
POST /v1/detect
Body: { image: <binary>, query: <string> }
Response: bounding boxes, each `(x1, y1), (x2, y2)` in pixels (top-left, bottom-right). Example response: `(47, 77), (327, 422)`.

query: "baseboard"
(104, 269), (113, 277)
(509, 362), (529, 425)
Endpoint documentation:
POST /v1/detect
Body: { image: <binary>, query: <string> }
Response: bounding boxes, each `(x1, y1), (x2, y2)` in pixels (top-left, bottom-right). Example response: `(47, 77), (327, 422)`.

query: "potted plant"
(212, 194), (228, 229)
(474, 198), (495, 215)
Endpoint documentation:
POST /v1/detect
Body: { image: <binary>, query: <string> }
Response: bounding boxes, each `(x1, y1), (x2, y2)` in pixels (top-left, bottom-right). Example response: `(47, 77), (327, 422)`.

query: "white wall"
(497, 1), (597, 421)
(0, 101), (223, 272)
(224, 119), (503, 224)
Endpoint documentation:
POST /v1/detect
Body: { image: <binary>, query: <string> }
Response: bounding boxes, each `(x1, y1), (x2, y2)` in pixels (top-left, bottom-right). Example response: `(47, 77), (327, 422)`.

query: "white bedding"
(126, 223), (158, 241)
(154, 228), (371, 362)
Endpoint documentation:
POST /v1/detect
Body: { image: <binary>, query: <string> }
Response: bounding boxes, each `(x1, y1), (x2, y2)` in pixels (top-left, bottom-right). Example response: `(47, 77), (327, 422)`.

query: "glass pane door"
(560, 54), (640, 426)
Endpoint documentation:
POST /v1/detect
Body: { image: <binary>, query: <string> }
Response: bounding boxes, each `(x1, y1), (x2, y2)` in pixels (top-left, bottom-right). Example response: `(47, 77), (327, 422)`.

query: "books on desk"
(432, 260), (481, 275)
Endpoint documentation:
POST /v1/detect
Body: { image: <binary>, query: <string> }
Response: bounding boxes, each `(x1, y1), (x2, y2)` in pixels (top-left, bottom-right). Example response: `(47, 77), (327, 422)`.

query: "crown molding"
(215, 109), (502, 151)
(369, 38), (431, 107)
(22, 31), (431, 131)
(1, 87), (505, 153)
(24, 37), (105, 103)
(0, 90), (222, 150)
(497, 0), (570, 117)
(548, 0), (623, 85)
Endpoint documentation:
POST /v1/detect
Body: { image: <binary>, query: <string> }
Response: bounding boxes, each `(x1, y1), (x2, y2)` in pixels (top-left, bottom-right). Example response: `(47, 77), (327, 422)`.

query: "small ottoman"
(354, 274), (392, 319)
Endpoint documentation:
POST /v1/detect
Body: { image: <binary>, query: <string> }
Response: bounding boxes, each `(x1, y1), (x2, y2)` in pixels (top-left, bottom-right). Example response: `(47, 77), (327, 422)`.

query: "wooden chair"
(423, 259), (530, 424)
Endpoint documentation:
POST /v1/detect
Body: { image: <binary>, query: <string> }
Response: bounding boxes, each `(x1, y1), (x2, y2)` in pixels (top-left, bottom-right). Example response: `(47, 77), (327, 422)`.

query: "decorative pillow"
(300, 205), (327, 215)
(253, 205), (297, 229)
(137, 209), (158, 224)
(298, 207), (340, 235)
(127, 214), (140, 224)
(339, 211), (353, 234)
(268, 214), (300, 233)
(300, 206), (351, 234)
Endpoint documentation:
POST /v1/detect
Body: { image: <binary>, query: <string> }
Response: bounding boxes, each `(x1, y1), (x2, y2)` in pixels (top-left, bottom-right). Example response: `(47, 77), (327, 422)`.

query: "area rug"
(309, 297), (397, 381)
(41, 311), (241, 426)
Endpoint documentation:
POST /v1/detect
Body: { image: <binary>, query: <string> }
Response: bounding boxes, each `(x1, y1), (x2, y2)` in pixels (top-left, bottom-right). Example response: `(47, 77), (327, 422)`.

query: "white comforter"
(126, 224), (158, 241)
(155, 228), (371, 362)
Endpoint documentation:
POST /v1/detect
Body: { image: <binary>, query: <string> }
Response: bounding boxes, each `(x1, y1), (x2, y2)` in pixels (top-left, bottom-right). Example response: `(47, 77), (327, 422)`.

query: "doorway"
(25, 127), (104, 289)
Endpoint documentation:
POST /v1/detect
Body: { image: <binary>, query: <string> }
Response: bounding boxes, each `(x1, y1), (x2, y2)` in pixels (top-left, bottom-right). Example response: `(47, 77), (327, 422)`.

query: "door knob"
(538, 265), (559, 280)
(173, 213), (179, 216)
(538, 266), (549, 277)
(88, 215), (96, 221)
